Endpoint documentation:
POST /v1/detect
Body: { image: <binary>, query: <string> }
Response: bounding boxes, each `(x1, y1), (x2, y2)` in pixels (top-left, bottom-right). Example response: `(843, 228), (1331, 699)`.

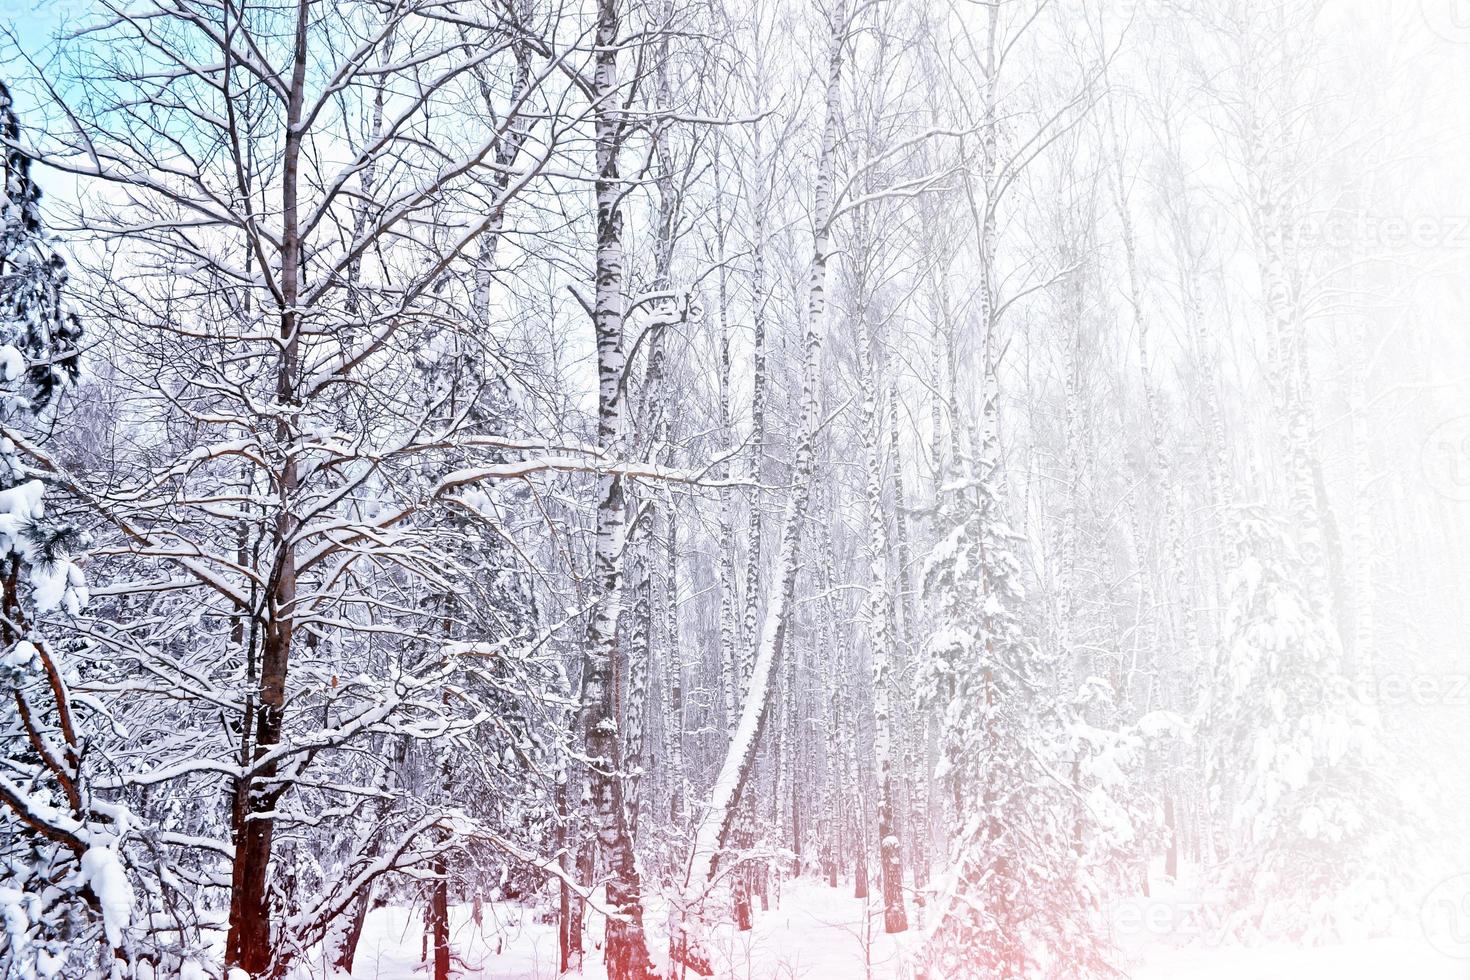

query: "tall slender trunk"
(625, 577), (651, 832)
(820, 556), (842, 887)
(1348, 321), (1374, 677)
(1104, 83), (1198, 876)
(781, 614), (803, 878)
(742, 200), (770, 668)
(714, 169), (741, 737)
(556, 774), (578, 972)
(642, 0), (681, 843)
(429, 853), (451, 980)
(665, 504), (685, 826)
(470, 0), (535, 318)
(888, 378), (925, 891)
(1245, 112), (1347, 636)
(837, 605), (865, 900)
(576, 3), (655, 976)
(334, 735), (407, 974)
(226, 4), (308, 972)
(857, 297), (907, 933)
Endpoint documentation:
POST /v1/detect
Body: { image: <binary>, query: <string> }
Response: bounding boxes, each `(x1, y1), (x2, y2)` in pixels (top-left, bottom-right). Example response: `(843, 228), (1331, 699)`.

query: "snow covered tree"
(1202, 508), (1407, 942)
(0, 78), (133, 980)
(920, 395), (1111, 980)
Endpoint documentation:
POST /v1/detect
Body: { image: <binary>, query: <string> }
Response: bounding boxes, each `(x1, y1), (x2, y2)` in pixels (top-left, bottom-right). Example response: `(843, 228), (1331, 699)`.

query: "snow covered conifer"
(920, 401), (1110, 980)
(1203, 507), (1406, 942)
(0, 84), (80, 419)
(0, 79), (131, 979)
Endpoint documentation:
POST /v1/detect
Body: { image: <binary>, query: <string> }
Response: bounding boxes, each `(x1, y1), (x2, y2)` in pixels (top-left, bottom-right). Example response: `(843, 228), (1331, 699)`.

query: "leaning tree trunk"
(673, 4), (847, 970)
(728, 168), (772, 936)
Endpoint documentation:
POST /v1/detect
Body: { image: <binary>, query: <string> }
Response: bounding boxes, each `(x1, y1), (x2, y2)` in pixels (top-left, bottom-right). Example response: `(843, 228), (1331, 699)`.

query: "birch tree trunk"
(575, 1), (656, 975)
(888, 377), (926, 891)
(858, 298), (907, 933)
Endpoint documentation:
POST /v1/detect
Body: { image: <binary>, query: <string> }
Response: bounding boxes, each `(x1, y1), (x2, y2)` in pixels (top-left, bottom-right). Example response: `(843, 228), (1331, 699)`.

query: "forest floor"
(326, 877), (1470, 979)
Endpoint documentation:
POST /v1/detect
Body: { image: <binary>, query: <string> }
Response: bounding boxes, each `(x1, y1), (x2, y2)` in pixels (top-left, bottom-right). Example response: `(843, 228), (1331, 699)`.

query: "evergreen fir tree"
(920, 397), (1111, 980)
(0, 80), (131, 979)
(1202, 506), (1406, 942)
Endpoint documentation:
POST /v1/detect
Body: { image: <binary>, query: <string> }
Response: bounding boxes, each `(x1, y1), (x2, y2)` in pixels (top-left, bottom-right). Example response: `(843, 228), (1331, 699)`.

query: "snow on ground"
(331, 878), (1470, 979)
(1126, 940), (1470, 980)
(336, 880), (915, 980)
(1095, 861), (1470, 980)
(693, 880), (916, 980)
(342, 900), (563, 979)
